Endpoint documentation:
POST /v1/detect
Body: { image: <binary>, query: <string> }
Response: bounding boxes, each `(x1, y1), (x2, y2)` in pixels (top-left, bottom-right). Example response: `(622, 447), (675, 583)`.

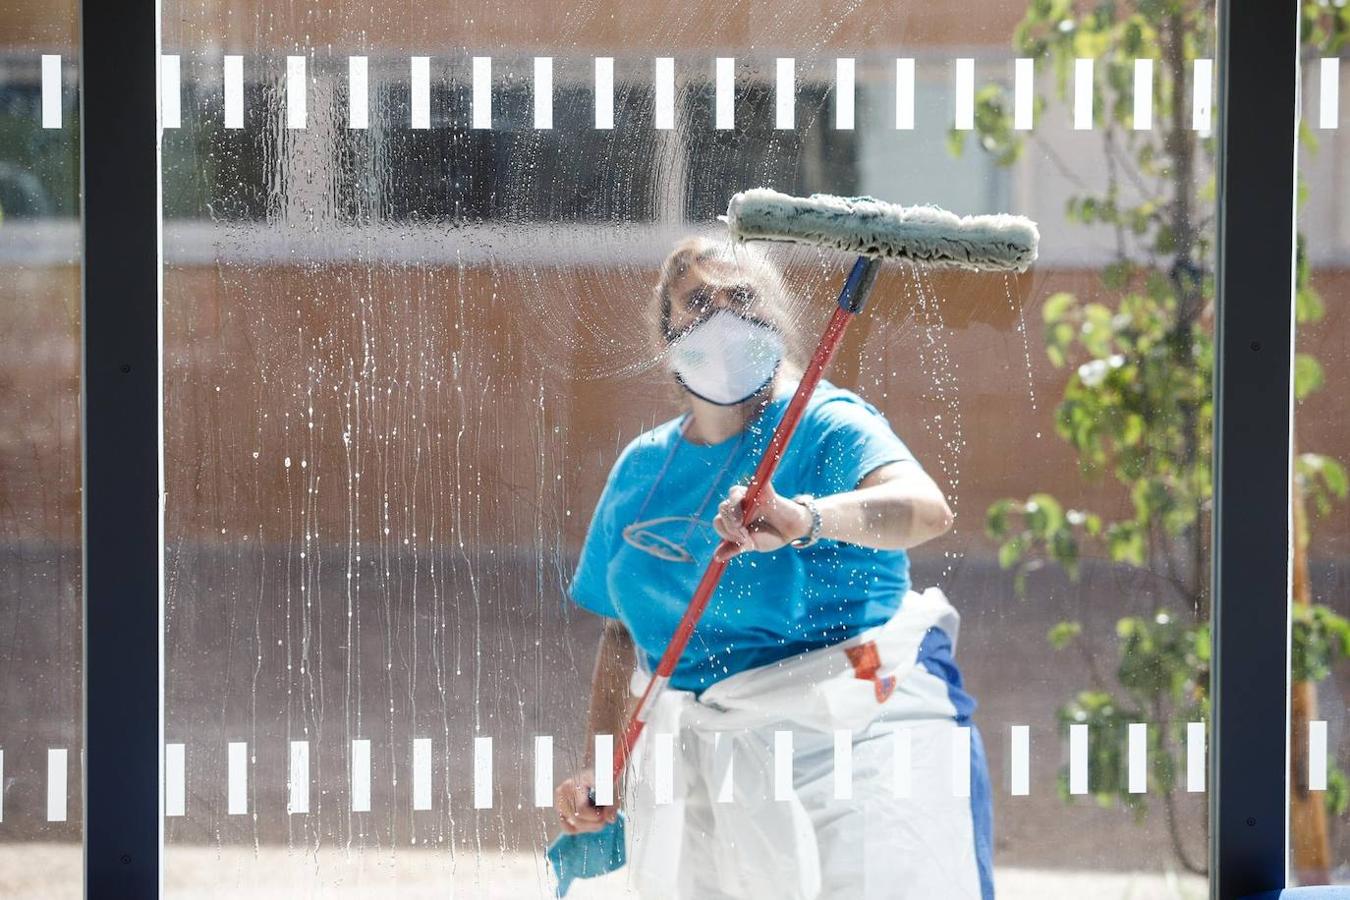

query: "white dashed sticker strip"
(1321, 58), (1340, 130)
(39, 52), (1249, 134)
(534, 57), (553, 130)
(712, 732), (734, 803)
(835, 58), (855, 130)
(774, 729), (793, 801)
(593, 734), (614, 806)
(1074, 58), (1094, 130)
(224, 55), (244, 129)
(833, 729), (853, 800)
(41, 55), (61, 129)
(348, 56), (368, 130)
(288, 740), (309, 814)
(955, 58), (975, 131)
(1010, 725), (1030, 796)
(1134, 58), (1154, 131)
(286, 56), (306, 129)
(47, 748), (67, 822)
(715, 58), (735, 130)
(0, 721), (1248, 819)
(414, 737), (433, 811)
(534, 735), (554, 808)
(1192, 58), (1213, 135)
(1309, 720), (1328, 792)
(895, 58), (915, 131)
(410, 56), (430, 130)
(655, 58), (675, 130)
(653, 732), (674, 805)
(1014, 58), (1034, 131)
(892, 727), (912, 797)
(472, 736), (491, 809)
(775, 58), (795, 130)
(594, 57), (614, 130)
(1186, 722), (1206, 793)
(165, 743), (186, 817)
(951, 726), (971, 798)
(1068, 723), (1088, 795)
(777, 734), (793, 804)
(351, 739), (371, 812)
(161, 54), (181, 130)
(472, 57), (492, 129)
(228, 741), (248, 815)
(1127, 722), (1147, 794)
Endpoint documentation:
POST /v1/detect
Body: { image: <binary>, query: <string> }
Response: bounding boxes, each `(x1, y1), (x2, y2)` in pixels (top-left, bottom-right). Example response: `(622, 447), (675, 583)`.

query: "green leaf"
(1298, 454), (1349, 517)
(1294, 353), (1325, 401)
(1154, 223), (1176, 254)
(1102, 261), (1133, 291)
(1105, 522), (1145, 566)
(1292, 603), (1350, 682)
(1048, 620), (1083, 649)
(1026, 493), (1065, 533)
(986, 498), (1017, 539)
(998, 536), (1027, 570)
(1296, 285), (1325, 325)
(1323, 457), (1349, 498)
(1325, 765), (1349, 818)
(1042, 291), (1077, 323)
(1193, 625), (1211, 663)
(1300, 118), (1321, 156)
(946, 129), (967, 158)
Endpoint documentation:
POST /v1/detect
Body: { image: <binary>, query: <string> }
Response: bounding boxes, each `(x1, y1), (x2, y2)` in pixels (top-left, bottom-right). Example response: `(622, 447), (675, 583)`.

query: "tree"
(952, 0), (1350, 878)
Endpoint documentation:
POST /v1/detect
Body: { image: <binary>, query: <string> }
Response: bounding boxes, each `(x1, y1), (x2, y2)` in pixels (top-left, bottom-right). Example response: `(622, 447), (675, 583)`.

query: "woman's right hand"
(555, 768), (620, 834)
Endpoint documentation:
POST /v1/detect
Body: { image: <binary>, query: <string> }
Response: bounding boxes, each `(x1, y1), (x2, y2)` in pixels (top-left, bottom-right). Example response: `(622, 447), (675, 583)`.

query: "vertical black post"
(79, 0), (163, 896)
(1211, 1), (1299, 897)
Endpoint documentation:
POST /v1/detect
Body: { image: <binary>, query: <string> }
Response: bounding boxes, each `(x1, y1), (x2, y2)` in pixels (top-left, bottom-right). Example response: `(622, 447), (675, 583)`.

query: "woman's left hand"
(712, 481), (811, 559)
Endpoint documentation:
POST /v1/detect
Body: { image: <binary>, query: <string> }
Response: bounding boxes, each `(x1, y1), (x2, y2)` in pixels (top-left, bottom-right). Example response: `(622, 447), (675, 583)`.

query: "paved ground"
(0, 843), (1211, 899)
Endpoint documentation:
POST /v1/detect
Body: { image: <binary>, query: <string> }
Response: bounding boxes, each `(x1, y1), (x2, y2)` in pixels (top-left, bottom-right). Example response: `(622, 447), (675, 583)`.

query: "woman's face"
(665, 262), (764, 339)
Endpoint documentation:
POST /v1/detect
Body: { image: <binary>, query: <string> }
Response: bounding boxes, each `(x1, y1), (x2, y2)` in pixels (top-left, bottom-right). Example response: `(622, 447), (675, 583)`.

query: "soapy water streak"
(145, 43), (1074, 867)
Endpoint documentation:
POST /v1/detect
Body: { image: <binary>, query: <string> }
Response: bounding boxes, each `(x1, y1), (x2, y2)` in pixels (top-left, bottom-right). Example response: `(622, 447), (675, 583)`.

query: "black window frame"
(79, 1), (1301, 896)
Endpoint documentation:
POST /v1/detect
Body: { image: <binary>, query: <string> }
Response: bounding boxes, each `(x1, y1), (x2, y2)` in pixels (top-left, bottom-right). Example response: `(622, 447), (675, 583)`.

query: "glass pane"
(0, 7), (83, 897)
(1289, 19), (1350, 885)
(161, 4), (1217, 896)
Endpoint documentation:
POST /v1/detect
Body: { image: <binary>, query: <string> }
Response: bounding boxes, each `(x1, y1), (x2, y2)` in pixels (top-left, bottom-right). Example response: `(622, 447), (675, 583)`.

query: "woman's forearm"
(583, 620), (638, 768)
(814, 479), (954, 551)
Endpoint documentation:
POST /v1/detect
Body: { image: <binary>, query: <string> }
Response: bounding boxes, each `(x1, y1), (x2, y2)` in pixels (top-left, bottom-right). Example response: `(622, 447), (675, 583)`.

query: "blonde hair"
(648, 235), (807, 371)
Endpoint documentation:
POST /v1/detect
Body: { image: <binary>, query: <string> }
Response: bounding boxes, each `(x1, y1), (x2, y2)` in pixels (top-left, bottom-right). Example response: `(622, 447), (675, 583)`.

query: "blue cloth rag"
(546, 813), (627, 897)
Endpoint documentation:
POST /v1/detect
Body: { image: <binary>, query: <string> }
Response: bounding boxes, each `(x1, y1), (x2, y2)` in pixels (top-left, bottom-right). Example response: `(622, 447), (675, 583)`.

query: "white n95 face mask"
(668, 309), (785, 406)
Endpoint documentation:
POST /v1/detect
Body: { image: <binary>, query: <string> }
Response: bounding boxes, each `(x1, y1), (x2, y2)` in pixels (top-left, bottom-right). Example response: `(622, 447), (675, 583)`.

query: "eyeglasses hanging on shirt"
(621, 420), (749, 563)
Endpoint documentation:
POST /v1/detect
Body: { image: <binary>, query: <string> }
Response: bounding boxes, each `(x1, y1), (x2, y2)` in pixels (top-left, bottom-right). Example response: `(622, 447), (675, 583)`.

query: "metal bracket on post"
(80, 0), (163, 895)
(1211, 1), (1300, 897)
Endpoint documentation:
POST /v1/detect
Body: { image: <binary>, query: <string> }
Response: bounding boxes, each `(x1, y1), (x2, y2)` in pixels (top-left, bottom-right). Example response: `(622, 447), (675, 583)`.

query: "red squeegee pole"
(610, 256), (880, 786)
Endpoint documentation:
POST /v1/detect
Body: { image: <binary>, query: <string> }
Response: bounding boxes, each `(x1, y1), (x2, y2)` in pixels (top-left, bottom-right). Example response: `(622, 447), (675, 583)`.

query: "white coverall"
(619, 588), (991, 900)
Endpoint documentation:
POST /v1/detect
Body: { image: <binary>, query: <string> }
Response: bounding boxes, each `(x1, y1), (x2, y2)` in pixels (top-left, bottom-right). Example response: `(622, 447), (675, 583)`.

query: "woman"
(555, 236), (994, 899)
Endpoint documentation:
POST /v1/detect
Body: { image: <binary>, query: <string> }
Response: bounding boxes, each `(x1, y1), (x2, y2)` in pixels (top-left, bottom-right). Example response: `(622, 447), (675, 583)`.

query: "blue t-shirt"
(568, 380), (919, 692)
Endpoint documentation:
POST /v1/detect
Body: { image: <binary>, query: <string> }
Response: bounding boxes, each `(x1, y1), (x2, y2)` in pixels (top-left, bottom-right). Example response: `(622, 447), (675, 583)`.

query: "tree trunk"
(1291, 448), (1332, 883)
